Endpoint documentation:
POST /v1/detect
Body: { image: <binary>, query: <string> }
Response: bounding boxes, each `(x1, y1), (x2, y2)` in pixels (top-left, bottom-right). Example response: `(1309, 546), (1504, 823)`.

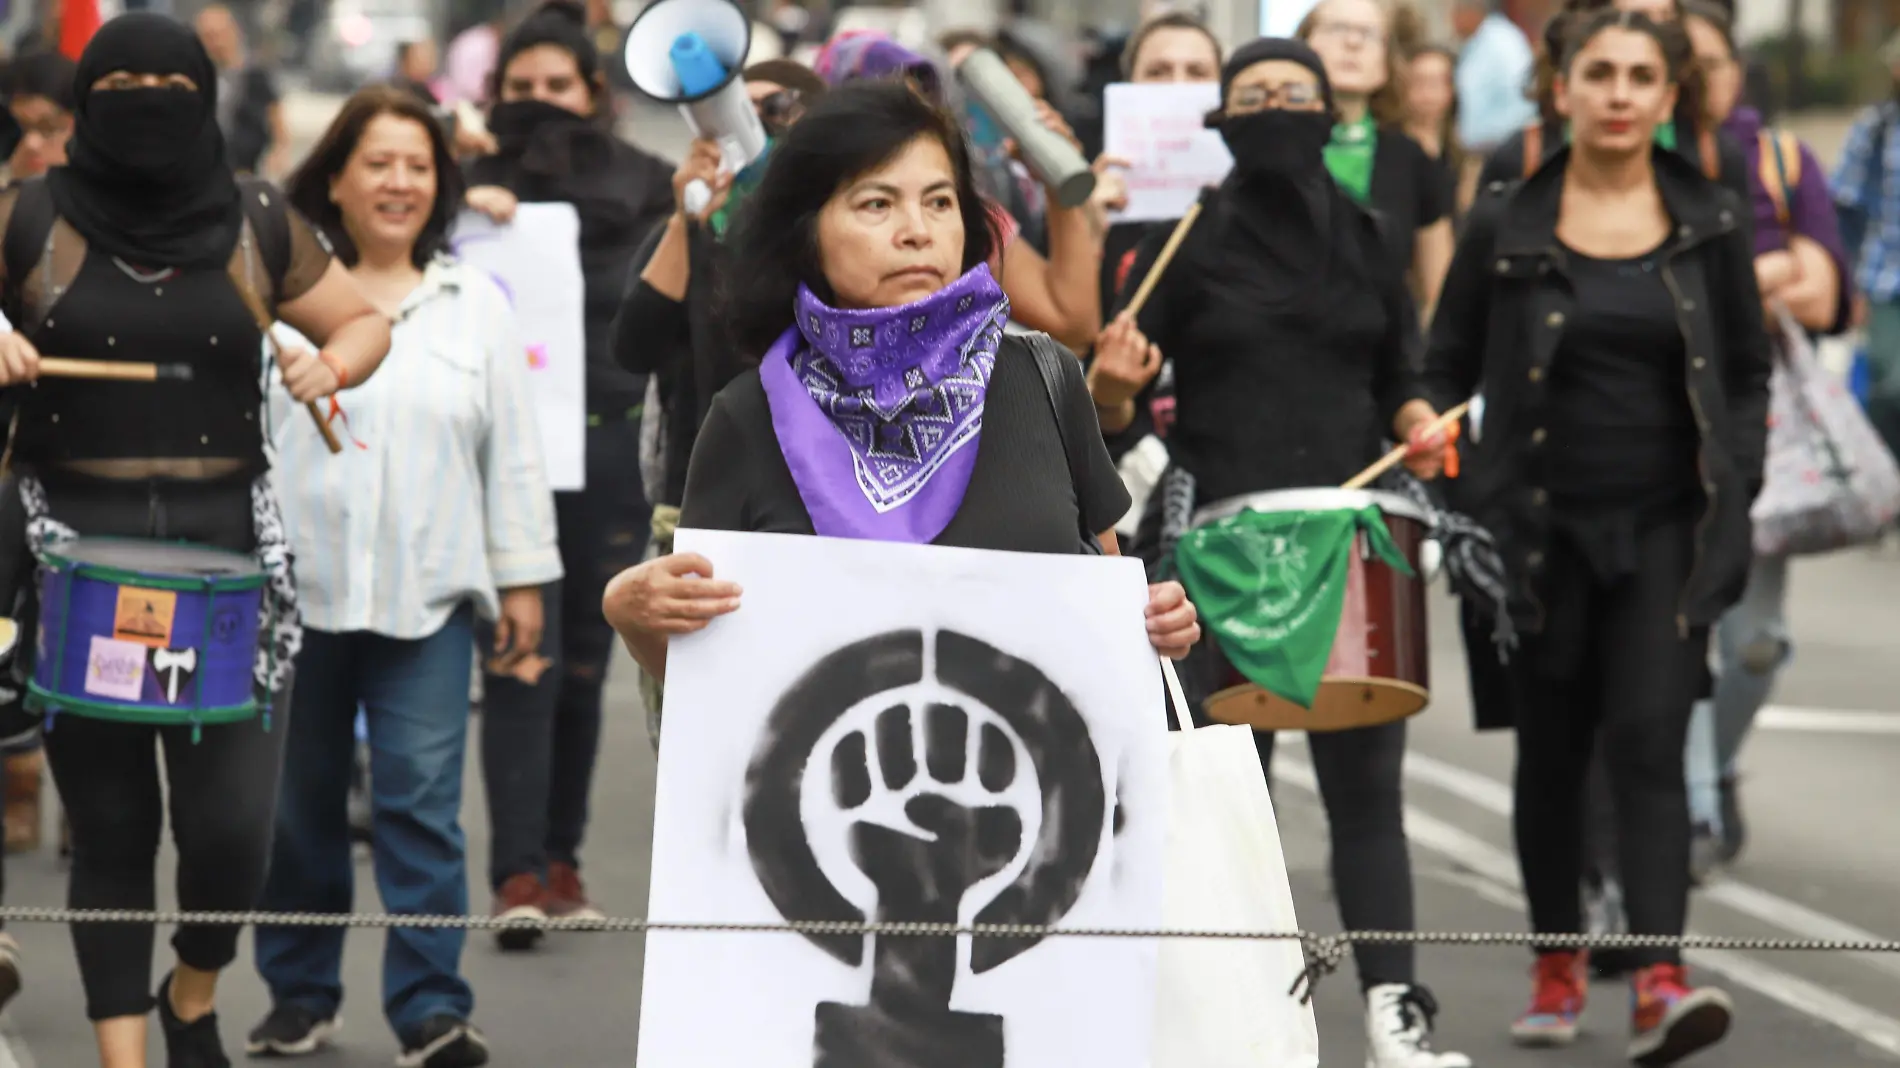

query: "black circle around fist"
(742, 628), (1106, 975)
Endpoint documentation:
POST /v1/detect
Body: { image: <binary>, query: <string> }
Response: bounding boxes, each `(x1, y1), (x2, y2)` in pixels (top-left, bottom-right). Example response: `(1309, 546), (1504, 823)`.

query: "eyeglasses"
(1230, 82), (1323, 110)
(1311, 20), (1383, 47)
(755, 89), (804, 129)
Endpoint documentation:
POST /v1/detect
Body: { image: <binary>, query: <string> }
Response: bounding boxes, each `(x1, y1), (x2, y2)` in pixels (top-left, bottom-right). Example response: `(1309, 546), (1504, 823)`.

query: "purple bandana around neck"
(757, 264), (1011, 544)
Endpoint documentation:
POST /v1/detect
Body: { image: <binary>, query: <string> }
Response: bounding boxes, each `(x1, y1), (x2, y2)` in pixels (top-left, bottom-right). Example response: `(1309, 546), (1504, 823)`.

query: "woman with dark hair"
(459, 0), (674, 941)
(2, 50), (77, 187)
(1676, 0), (1847, 876)
(599, 77), (1199, 719)
(1298, 0), (1454, 315)
(1477, 0), (1750, 208)
(1425, 10), (1769, 1060)
(246, 84), (559, 1068)
(815, 31), (1109, 355)
(1100, 38), (1467, 1068)
(0, 14), (390, 1068)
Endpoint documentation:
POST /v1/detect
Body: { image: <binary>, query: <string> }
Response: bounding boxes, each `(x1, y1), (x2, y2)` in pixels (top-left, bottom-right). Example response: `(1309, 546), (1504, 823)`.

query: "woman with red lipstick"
(1424, 10), (1770, 1063)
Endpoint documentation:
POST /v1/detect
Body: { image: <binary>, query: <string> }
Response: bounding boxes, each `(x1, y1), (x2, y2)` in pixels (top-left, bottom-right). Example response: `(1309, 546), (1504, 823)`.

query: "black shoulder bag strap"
(1022, 330), (1104, 556)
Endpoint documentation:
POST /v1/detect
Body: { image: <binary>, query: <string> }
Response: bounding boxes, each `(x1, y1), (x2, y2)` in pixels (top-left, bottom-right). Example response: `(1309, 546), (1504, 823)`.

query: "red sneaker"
(491, 872), (547, 952)
(1510, 951), (1587, 1046)
(546, 861), (605, 921)
(1629, 963), (1732, 1066)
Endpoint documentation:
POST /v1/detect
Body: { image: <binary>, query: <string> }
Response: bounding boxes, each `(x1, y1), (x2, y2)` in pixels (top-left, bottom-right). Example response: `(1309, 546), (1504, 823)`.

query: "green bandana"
(1322, 116), (1377, 205)
(1174, 506), (1413, 709)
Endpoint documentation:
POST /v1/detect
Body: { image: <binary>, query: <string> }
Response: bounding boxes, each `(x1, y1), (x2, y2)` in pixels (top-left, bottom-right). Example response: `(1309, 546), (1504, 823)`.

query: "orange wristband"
(317, 351), (350, 390)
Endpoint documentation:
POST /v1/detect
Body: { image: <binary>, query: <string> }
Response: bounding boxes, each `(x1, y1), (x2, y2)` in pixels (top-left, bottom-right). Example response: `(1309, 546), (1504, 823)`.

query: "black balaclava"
(48, 12), (242, 270)
(1177, 36), (1368, 320)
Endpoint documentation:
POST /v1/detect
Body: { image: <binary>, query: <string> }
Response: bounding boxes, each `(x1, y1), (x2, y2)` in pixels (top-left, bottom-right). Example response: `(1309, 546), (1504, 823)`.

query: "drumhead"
(1191, 487), (1430, 530)
(48, 538), (263, 583)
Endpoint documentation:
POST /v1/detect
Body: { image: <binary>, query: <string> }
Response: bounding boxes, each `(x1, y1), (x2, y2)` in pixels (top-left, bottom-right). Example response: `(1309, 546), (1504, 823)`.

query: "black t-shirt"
(1547, 243), (1698, 513)
(1366, 129), (1452, 280)
(681, 334), (1133, 555)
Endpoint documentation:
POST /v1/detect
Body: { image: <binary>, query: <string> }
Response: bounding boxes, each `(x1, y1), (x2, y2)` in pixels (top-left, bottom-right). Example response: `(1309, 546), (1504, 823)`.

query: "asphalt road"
(0, 93), (1889, 1067)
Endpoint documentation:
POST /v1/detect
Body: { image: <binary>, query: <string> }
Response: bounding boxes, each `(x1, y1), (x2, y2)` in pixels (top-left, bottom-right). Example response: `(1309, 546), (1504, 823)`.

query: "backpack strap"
(1696, 124), (1720, 181)
(1759, 128), (1798, 228)
(1521, 123), (1542, 180)
(1022, 330), (1104, 556)
(1, 179), (55, 329)
(234, 176), (292, 300)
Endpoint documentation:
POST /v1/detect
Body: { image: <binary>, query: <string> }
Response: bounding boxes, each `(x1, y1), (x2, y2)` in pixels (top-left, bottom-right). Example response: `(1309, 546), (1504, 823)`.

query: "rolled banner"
(956, 48), (1096, 209)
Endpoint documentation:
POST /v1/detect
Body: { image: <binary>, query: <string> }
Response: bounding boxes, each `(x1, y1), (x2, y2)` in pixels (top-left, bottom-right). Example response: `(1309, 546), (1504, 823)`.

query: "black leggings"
(1255, 724), (1416, 989)
(4, 470), (286, 1019)
(1512, 521), (1705, 967)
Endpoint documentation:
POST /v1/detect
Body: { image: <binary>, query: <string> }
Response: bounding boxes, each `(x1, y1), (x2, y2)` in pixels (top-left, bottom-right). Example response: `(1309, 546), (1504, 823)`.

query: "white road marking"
(1276, 758), (1900, 1060)
(1398, 750), (1900, 981)
(1755, 706), (1900, 735)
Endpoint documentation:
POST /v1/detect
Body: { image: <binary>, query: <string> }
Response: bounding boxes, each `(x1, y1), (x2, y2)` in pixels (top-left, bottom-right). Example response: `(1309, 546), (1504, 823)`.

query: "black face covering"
(476, 95), (640, 250)
(1214, 109), (1334, 179)
(47, 13), (242, 270)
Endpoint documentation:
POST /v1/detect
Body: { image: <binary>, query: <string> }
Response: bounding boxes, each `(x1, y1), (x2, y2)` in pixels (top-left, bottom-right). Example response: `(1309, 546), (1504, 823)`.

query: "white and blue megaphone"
(623, 0), (768, 216)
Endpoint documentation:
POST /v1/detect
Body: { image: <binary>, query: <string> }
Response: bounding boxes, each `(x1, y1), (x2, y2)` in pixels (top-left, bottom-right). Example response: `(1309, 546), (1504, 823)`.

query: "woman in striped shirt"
(248, 84), (562, 1068)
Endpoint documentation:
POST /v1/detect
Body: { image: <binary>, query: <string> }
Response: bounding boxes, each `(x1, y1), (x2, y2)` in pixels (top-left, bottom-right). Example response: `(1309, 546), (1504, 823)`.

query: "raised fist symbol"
(742, 629), (1107, 1068)
(834, 701), (1024, 1012)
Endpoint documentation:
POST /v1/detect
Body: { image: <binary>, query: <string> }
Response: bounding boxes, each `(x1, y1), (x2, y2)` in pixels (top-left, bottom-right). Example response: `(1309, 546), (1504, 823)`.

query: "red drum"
(1192, 488), (1430, 733)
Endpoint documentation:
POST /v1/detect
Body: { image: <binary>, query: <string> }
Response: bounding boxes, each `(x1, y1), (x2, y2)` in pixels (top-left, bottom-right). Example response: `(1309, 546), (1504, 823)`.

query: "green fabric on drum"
(1174, 506), (1413, 710)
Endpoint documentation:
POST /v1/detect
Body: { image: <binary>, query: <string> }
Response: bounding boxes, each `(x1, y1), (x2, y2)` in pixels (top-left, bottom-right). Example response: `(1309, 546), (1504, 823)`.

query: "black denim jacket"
(1422, 146), (1773, 635)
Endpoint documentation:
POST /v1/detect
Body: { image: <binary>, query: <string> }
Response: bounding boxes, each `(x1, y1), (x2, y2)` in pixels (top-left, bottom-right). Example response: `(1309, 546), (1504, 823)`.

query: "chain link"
(0, 907), (1890, 1002)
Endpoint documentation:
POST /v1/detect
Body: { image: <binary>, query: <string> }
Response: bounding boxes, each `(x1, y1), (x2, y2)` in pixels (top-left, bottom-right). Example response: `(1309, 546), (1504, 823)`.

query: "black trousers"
(1255, 724), (1416, 989)
(1511, 520), (1705, 967)
(1, 470), (287, 1019)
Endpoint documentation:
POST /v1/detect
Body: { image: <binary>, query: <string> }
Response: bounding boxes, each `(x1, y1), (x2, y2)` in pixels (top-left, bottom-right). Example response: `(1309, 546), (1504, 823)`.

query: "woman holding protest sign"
(1094, 38), (1469, 1068)
(601, 79), (1200, 702)
(1424, 10), (1769, 1059)
(459, 0), (674, 944)
(1296, 0), (1453, 316)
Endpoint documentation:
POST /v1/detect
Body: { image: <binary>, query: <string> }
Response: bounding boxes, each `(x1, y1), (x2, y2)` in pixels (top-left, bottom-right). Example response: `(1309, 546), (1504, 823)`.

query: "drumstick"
(38, 357), (193, 382)
(231, 284), (345, 456)
(1341, 401), (1472, 490)
(1120, 199), (1204, 320)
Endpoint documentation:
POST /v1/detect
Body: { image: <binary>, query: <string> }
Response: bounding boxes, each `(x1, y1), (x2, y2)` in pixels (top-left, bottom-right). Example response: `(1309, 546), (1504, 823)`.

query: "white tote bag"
(1151, 660), (1320, 1068)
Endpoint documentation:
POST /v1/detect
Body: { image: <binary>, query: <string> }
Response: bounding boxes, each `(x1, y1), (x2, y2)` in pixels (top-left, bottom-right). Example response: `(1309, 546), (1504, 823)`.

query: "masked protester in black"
(1100, 38), (1469, 1068)
(458, 0), (675, 949)
(0, 14), (392, 1068)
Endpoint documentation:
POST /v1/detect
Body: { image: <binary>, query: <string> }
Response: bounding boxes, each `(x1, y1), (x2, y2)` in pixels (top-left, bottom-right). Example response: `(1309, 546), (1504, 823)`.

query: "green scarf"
(1322, 115), (1377, 205)
(708, 139), (774, 240)
(1174, 506), (1413, 709)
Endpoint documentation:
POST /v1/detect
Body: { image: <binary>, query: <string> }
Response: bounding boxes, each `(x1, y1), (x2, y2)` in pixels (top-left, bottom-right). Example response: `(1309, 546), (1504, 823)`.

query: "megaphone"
(955, 48), (1096, 209)
(623, 0), (768, 216)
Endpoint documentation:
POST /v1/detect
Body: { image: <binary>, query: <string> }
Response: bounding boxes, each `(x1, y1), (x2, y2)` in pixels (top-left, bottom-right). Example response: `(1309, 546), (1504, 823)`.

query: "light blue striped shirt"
(267, 258), (564, 639)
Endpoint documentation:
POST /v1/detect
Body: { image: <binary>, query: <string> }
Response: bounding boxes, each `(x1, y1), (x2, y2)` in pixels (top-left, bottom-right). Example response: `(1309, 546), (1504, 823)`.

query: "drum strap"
(1022, 331), (1103, 557)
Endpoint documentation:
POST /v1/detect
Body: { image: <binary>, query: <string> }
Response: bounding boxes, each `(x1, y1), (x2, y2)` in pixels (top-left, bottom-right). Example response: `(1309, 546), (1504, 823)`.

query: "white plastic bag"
(1151, 660), (1320, 1068)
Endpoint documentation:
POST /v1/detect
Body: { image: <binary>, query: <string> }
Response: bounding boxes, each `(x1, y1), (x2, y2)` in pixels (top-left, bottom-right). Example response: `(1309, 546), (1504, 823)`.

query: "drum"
(1193, 488), (1430, 733)
(27, 539), (266, 727)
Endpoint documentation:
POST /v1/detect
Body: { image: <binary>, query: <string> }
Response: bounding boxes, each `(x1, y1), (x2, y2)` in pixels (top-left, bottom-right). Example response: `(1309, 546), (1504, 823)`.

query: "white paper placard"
(451, 203), (586, 491)
(638, 529), (1171, 1068)
(1104, 82), (1233, 225)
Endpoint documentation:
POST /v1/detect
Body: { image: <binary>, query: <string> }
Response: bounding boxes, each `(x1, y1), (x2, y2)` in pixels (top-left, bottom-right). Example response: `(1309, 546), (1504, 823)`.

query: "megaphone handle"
(683, 178), (713, 217)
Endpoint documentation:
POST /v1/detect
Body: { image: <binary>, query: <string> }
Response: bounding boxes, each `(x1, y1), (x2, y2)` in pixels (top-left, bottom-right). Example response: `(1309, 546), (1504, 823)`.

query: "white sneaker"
(1365, 984), (1473, 1068)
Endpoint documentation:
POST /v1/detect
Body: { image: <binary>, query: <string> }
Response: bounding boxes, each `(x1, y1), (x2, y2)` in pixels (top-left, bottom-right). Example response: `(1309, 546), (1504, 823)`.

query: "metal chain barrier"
(0, 907), (1893, 1002)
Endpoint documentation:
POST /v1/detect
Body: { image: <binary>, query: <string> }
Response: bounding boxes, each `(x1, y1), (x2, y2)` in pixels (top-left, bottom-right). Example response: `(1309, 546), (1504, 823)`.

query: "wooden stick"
(38, 357), (190, 382)
(231, 284), (345, 456)
(1121, 199), (1204, 320)
(1341, 401), (1471, 490)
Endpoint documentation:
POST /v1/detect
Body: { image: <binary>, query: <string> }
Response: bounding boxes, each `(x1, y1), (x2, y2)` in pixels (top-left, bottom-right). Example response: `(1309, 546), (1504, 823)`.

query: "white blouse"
(268, 258), (563, 639)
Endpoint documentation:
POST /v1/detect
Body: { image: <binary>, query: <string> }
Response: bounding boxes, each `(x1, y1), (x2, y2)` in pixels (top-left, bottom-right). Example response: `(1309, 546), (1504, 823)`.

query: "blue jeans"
(1685, 554), (1792, 832)
(255, 606), (477, 1040)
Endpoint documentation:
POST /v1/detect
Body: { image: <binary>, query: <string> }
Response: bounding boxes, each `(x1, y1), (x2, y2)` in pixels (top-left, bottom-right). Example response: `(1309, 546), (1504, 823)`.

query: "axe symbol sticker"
(150, 647), (198, 705)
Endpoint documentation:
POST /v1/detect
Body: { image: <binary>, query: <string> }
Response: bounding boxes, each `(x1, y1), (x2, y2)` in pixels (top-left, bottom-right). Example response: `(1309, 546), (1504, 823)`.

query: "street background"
(0, 78), (1890, 1068)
